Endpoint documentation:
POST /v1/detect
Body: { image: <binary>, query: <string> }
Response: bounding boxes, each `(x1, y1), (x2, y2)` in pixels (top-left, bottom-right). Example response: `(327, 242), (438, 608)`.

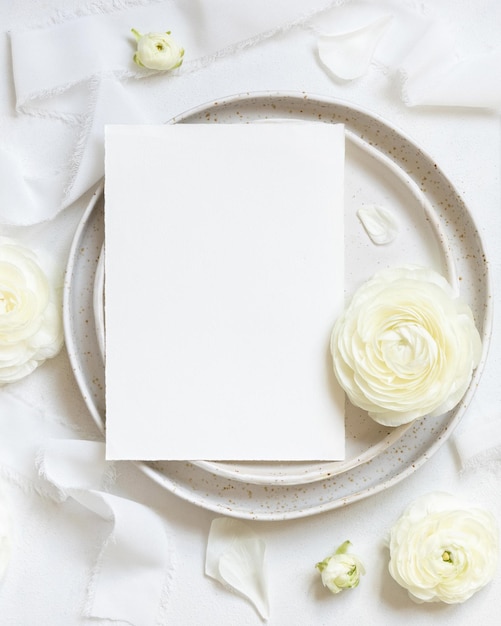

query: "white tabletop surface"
(1, 1), (500, 624)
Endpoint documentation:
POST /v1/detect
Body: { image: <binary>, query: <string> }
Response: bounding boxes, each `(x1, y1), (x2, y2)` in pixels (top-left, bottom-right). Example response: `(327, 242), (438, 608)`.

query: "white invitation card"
(104, 122), (345, 461)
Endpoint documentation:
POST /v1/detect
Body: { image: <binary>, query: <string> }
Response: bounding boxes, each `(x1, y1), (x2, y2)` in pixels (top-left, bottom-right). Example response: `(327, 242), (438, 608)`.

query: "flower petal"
(318, 15), (392, 80)
(357, 204), (399, 244)
(206, 518), (269, 619)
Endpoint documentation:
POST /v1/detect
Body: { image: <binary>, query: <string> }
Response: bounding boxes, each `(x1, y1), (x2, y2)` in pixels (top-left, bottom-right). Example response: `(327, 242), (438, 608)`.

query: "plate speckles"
(63, 92), (491, 520)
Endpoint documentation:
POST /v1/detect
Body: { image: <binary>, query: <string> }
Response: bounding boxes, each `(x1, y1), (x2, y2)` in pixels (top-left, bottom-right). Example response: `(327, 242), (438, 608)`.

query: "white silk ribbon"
(0, 392), (174, 626)
(7, 0), (341, 222)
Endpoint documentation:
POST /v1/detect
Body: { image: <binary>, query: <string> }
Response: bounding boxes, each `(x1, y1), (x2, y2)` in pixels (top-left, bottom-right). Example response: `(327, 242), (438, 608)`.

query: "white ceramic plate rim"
(63, 91), (492, 518)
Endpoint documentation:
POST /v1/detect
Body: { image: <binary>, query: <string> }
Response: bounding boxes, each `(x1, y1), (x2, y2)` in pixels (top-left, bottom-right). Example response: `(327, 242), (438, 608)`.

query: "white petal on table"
(206, 517), (270, 620)
(357, 204), (399, 245)
(317, 15), (393, 80)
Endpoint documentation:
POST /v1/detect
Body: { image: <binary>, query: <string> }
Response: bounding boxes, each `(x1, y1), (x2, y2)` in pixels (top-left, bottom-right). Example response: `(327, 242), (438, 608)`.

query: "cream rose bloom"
(316, 540), (365, 594)
(330, 266), (482, 426)
(0, 238), (63, 383)
(132, 29), (184, 71)
(388, 492), (499, 603)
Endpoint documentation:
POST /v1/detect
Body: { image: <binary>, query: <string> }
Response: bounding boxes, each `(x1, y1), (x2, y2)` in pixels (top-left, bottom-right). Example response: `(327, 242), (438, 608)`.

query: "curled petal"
(357, 205), (399, 245)
(318, 15), (392, 80)
(206, 518), (269, 619)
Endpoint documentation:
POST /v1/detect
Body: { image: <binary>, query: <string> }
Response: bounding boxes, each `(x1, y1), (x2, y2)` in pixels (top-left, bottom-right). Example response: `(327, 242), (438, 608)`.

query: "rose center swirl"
(0, 289), (18, 315)
(379, 322), (437, 375)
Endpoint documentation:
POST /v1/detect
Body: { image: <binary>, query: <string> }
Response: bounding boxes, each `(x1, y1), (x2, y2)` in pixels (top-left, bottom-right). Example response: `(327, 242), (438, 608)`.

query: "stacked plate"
(63, 92), (491, 520)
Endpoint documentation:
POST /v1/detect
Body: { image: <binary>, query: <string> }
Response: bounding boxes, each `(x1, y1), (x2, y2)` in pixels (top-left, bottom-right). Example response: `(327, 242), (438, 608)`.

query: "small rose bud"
(131, 29), (184, 71)
(316, 540), (365, 594)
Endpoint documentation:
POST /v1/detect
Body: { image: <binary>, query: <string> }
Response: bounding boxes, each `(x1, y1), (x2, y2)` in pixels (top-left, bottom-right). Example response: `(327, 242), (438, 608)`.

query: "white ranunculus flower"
(388, 492), (499, 604)
(131, 29), (184, 71)
(0, 238), (63, 383)
(330, 265), (482, 426)
(316, 540), (365, 594)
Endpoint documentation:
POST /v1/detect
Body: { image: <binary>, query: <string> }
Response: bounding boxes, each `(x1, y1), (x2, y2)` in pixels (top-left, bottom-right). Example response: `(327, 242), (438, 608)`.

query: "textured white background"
(1, 1), (500, 624)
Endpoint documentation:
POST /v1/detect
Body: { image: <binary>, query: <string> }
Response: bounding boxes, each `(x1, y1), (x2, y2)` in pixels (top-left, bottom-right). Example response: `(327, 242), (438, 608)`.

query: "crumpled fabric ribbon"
(7, 0), (500, 227)
(309, 0), (501, 108)
(5, 0), (343, 224)
(453, 396), (501, 472)
(0, 391), (174, 626)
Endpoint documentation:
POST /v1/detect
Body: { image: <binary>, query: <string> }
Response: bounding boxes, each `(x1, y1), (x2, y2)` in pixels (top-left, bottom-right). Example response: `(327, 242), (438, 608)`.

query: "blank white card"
(104, 123), (345, 461)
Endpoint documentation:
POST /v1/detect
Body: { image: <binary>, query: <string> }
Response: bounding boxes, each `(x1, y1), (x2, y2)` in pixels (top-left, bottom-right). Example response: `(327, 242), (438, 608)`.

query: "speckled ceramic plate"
(63, 92), (491, 520)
